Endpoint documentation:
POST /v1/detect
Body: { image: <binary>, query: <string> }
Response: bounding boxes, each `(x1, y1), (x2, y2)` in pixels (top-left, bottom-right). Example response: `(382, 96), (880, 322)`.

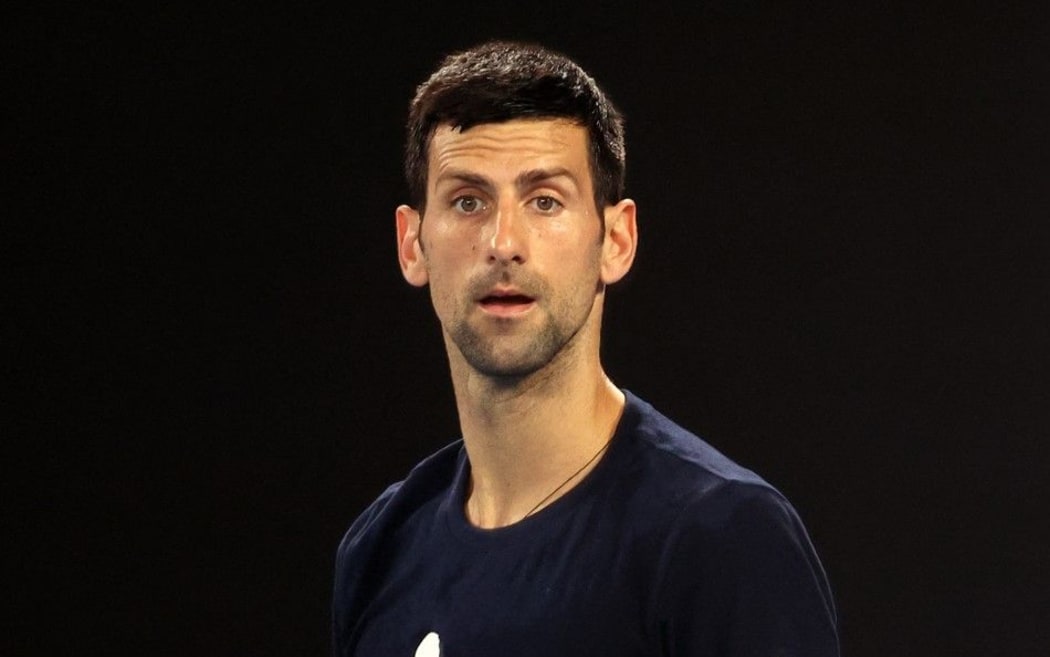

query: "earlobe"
(396, 205), (429, 287)
(600, 199), (638, 285)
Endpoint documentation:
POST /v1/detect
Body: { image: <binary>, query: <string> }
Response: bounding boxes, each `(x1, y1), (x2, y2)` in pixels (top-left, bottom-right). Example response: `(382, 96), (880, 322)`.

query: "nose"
(486, 202), (528, 265)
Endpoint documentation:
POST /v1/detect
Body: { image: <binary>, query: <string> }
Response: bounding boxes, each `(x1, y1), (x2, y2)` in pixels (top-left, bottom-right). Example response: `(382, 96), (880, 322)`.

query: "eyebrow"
(435, 167), (579, 194)
(437, 171), (491, 190)
(514, 167), (579, 191)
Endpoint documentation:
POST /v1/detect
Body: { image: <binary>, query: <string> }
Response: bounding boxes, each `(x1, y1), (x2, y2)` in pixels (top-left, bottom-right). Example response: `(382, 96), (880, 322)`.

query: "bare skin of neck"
(445, 302), (625, 529)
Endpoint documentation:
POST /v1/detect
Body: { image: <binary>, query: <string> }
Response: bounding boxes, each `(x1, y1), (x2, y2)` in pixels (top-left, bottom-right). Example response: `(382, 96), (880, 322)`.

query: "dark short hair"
(404, 40), (626, 215)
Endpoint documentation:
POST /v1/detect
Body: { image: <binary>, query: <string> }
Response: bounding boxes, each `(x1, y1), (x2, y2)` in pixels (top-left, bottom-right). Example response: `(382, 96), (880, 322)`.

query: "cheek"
(544, 214), (603, 250)
(423, 250), (471, 312)
(426, 220), (480, 260)
(426, 270), (459, 324)
(548, 229), (603, 263)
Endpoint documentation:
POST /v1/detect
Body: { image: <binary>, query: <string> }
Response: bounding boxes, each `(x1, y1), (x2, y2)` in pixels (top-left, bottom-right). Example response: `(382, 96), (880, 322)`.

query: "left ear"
(600, 198), (638, 284)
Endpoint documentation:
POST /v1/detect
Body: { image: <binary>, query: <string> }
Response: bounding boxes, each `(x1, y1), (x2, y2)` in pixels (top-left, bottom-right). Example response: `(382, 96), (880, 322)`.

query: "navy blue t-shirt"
(332, 391), (839, 656)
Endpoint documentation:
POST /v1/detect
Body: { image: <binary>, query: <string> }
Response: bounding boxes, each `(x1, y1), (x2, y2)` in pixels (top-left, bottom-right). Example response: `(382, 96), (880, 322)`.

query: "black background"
(8, 2), (1049, 656)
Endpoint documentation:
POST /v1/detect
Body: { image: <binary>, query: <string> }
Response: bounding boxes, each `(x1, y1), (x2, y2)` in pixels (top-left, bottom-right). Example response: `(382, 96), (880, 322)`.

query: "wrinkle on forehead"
(429, 119), (589, 181)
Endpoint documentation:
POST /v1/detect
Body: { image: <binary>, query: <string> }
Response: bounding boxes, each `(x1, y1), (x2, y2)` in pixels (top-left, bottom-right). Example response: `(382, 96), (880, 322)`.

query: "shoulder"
(618, 391), (775, 508)
(619, 394), (839, 654)
(334, 440), (464, 563)
(620, 391), (821, 567)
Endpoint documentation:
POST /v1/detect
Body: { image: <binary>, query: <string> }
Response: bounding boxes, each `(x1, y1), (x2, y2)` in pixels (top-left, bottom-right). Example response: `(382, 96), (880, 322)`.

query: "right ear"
(396, 205), (428, 287)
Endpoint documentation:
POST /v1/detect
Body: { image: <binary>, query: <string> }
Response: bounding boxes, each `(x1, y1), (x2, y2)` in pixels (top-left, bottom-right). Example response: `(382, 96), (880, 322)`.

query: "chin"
(466, 355), (549, 380)
(452, 319), (581, 380)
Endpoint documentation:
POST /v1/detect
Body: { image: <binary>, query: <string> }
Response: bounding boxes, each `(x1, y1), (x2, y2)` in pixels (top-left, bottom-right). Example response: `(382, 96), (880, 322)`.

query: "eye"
(531, 196), (563, 213)
(451, 195), (486, 214)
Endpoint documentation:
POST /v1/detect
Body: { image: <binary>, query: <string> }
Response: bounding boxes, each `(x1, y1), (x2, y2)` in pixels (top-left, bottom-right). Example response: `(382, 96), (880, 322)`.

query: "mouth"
(477, 291), (536, 316)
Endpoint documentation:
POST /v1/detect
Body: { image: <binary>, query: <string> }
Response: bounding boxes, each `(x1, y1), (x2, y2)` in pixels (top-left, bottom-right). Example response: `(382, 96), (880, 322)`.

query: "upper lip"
(478, 286), (534, 302)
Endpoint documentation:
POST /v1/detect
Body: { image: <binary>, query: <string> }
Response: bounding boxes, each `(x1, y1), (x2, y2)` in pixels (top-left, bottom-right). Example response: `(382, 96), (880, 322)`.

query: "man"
(332, 40), (839, 656)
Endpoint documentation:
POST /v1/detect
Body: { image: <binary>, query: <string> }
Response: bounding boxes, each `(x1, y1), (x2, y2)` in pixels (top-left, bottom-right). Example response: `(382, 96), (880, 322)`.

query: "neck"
(447, 329), (624, 529)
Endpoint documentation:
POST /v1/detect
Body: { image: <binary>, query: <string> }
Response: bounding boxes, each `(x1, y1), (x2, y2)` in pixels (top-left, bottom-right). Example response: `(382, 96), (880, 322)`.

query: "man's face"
(403, 119), (608, 378)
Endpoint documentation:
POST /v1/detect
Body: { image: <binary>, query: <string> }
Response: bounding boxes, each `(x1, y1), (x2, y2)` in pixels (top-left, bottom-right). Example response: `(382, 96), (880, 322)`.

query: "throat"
(463, 430), (616, 529)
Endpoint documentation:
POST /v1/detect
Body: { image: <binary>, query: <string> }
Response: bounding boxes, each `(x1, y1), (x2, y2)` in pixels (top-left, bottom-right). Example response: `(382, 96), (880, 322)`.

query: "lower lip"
(478, 299), (535, 317)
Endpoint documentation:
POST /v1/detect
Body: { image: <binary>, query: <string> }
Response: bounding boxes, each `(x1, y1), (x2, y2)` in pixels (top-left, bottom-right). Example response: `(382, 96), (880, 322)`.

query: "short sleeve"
(653, 482), (840, 656)
(331, 482), (401, 657)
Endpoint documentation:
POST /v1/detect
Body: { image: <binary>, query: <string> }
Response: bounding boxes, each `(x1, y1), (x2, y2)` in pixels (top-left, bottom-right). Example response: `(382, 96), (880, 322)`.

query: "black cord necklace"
(521, 435), (614, 519)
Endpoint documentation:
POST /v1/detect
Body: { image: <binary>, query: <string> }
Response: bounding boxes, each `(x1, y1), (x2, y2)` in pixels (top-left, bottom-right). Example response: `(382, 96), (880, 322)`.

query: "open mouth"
(478, 293), (535, 314)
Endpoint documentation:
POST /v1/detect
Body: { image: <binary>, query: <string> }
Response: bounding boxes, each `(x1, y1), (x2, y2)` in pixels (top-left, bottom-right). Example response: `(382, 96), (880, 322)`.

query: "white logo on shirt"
(415, 631), (441, 657)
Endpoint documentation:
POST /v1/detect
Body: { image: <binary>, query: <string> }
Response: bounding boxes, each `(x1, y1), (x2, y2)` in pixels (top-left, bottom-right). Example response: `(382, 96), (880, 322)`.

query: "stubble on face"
(437, 254), (602, 382)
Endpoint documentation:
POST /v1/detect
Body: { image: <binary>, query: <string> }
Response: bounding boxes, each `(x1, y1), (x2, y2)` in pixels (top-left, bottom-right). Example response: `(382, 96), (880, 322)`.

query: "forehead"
(428, 119), (591, 184)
